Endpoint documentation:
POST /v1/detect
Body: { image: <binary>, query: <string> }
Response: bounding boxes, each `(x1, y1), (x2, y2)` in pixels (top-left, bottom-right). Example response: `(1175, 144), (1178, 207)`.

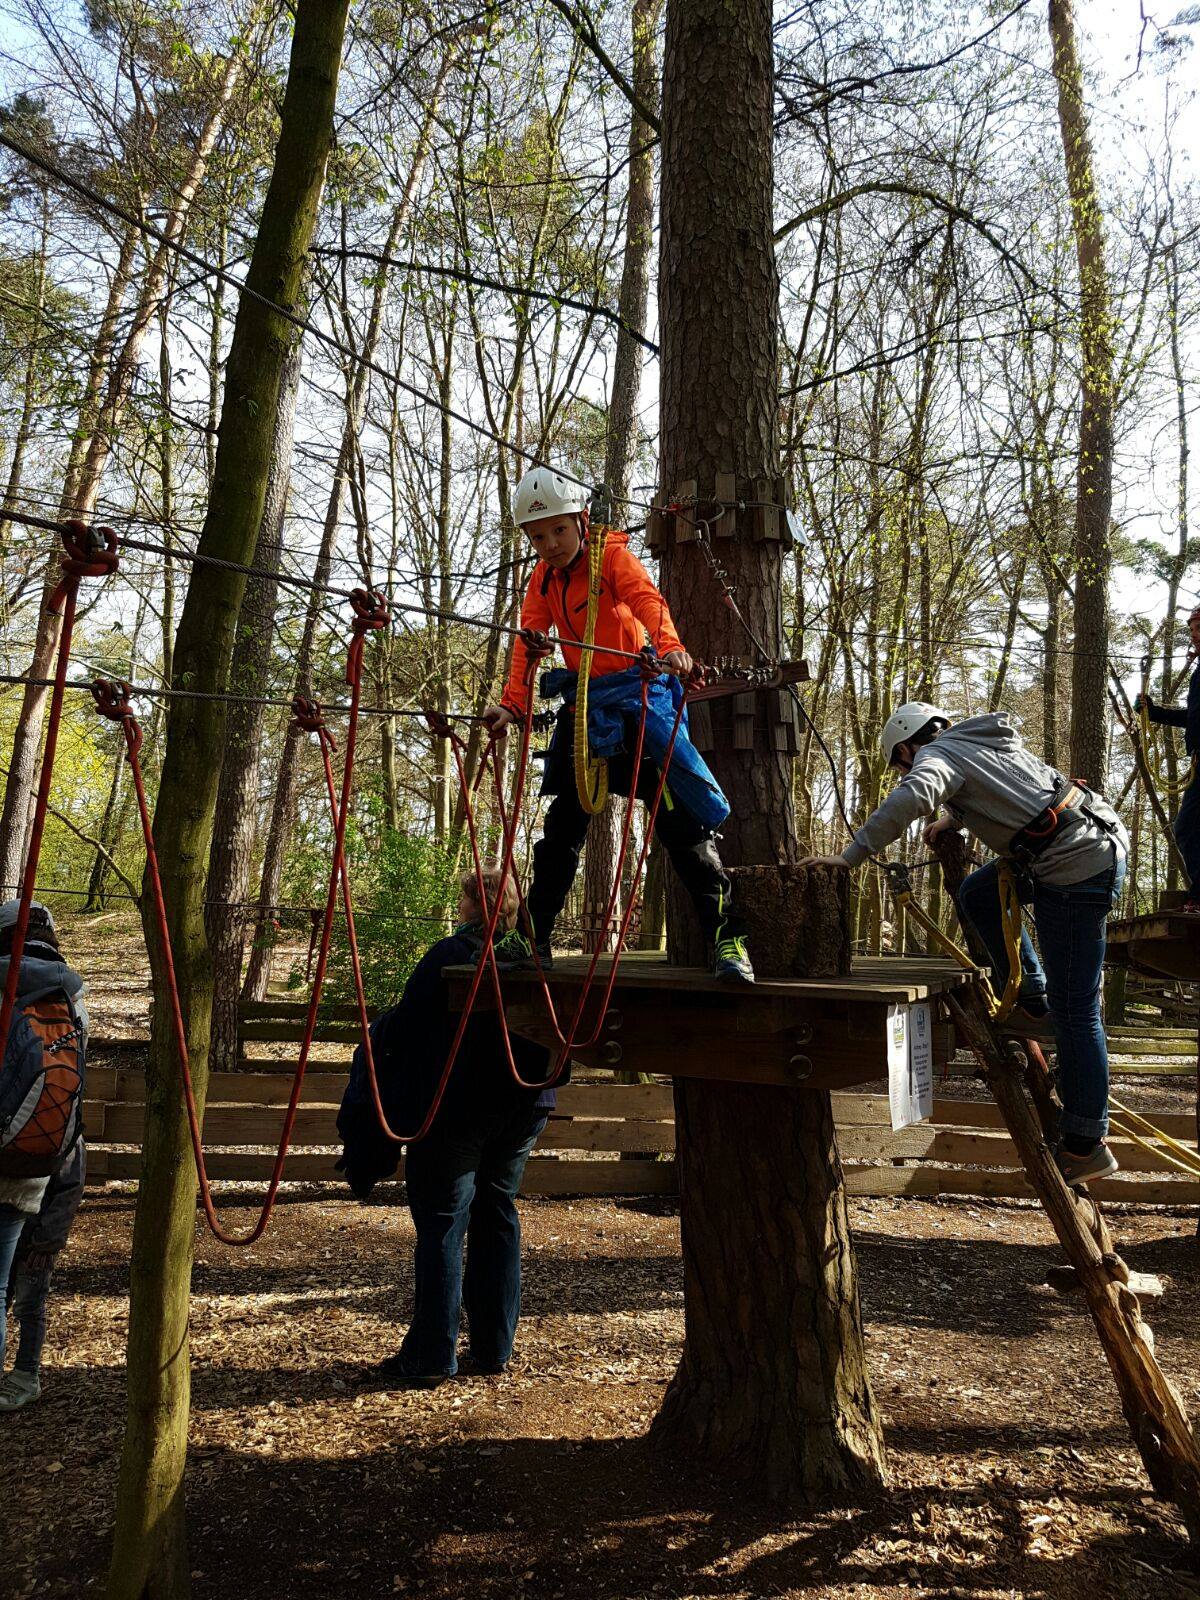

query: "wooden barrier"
(82, 1066), (1200, 1205)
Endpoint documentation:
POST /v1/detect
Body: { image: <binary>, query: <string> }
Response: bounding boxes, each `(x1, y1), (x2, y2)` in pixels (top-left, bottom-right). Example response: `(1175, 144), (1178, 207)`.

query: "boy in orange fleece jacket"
(482, 468), (752, 981)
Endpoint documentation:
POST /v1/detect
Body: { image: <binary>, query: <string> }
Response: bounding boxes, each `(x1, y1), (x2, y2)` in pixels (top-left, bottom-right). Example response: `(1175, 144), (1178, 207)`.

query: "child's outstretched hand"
(661, 649), (693, 677)
(483, 705), (516, 736)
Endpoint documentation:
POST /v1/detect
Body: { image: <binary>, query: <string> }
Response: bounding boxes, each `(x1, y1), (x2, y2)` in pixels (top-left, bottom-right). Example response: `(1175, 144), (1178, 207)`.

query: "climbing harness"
(574, 521), (610, 814)
(0, 523), (118, 1069)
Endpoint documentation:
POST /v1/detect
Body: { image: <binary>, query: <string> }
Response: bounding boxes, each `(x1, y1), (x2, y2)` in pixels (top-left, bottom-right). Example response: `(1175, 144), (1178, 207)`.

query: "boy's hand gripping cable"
(0, 523), (118, 1068)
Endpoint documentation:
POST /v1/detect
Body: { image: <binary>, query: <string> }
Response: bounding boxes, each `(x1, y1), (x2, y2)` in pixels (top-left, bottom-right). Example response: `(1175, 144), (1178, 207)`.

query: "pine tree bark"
(105, 5), (350, 1593)
(1048, 0), (1113, 784)
(647, 0), (884, 1497)
(206, 336), (303, 1070)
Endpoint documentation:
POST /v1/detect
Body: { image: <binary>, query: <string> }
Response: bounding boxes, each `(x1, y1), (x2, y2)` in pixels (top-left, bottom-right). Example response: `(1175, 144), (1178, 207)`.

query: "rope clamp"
(49, 521), (119, 614)
(292, 696), (336, 750)
(519, 627), (553, 657)
(348, 587), (390, 635)
(90, 677), (143, 758)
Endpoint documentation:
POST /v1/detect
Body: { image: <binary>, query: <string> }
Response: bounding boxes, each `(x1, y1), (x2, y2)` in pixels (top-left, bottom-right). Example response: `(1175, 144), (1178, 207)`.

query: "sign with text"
(888, 1001), (934, 1131)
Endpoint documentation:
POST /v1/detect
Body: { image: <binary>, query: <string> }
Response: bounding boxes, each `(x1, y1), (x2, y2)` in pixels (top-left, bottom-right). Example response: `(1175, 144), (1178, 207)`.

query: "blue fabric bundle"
(539, 665), (730, 833)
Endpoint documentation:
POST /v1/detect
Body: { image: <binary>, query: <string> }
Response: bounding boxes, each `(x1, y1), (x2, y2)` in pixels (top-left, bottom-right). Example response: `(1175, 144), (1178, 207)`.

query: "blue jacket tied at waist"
(540, 665), (730, 833)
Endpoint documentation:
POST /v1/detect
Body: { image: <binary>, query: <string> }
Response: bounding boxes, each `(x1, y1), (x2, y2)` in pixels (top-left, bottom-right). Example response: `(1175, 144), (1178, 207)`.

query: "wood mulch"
(3, 1187), (1199, 1599)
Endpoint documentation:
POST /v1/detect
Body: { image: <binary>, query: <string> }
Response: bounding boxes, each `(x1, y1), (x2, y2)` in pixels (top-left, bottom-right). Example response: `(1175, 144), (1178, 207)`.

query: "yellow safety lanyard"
(574, 524), (610, 814)
(1139, 698), (1196, 799)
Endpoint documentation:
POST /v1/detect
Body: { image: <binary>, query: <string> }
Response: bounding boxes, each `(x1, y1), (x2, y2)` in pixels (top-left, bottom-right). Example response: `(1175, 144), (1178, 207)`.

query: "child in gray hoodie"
(805, 706), (1129, 1186)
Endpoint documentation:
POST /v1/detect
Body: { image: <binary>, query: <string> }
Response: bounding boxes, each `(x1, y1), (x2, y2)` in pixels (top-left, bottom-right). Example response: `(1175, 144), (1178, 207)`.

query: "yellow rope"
(892, 859), (1200, 1179)
(893, 862), (1023, 1021)
(574, 523), (609, 814)
(1139, 700), (1196, 799)
(1110, 1098), (1200, 1178)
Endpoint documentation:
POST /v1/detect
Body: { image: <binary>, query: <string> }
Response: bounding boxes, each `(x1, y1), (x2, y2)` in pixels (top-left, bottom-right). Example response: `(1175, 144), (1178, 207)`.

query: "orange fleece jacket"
(502, 533), (684, 716)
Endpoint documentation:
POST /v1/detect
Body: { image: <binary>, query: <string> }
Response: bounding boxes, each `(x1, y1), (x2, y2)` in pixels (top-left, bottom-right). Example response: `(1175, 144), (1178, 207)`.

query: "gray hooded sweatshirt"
(842, 713), (1128, 886)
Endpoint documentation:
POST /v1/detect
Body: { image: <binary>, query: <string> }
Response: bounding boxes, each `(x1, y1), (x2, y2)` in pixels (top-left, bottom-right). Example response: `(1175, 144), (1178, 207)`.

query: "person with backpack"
(0, 900), (88, 1408)
(337, 865), (556, 1388)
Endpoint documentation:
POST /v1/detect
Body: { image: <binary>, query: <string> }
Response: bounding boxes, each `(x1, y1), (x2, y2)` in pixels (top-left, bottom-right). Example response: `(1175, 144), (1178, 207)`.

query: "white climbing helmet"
(514, 467), (587, 527)
(881, 702), (951, 764)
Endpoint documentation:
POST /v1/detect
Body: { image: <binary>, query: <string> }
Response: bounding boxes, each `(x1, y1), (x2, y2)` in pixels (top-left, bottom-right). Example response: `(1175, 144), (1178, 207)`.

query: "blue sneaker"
(713, 931), (754, 983)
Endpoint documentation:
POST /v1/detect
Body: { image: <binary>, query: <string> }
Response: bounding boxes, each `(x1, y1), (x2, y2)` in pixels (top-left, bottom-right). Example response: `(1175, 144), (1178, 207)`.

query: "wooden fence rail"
(83, 1067), (1200, 1205)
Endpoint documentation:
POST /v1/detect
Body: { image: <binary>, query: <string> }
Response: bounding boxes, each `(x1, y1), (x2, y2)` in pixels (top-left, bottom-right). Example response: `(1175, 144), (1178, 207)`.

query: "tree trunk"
(0, 220), (139, 894)
(580, 0), (663, 956)
(105, 6), (349, 1594)
(0, 41), (246, 891)
(242, 86), (444, 989)
(1049, 0), (1114, 784)
(206, 335), (304, 1070)
(647, 0), (884, 1497)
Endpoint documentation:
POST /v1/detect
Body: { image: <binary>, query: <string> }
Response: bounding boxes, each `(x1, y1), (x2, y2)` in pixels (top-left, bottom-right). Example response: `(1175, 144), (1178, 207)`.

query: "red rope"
(0, 523), (117, 1068)
(444, 653), (695, 1090)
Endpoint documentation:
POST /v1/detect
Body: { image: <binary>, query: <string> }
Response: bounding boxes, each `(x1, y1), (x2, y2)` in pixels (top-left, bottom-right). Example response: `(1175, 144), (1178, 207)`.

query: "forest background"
(0, 0), (1197, 1045)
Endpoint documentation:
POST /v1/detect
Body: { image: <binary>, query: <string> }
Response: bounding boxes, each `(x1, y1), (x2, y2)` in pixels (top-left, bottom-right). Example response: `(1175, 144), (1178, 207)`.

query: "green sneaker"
(714, 932), (754, 984)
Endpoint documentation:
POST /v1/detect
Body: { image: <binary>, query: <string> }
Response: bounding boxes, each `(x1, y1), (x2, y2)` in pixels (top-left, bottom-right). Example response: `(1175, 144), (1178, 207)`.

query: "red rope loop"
(49, 521), (119, 613)
(424, 709), (456, 741)
(90, 678), (143, 759)
(345, 588), (389, 686)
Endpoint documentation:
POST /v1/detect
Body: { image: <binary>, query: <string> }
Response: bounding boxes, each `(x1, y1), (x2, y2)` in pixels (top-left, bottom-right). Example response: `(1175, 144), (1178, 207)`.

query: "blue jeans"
(398, 1106), (548, 1376)
(7, 1254), (53, 1373)
(1174, 772), (1200, 899)
(958, 850), (1127, 1144)
(0, 1205), (27, 1372)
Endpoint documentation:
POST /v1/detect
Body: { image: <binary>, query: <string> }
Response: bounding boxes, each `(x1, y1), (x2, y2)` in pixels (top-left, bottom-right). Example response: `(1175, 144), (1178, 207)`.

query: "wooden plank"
(239, 1021), (361, 1044)
(87, 1149), (677, 1196)
(539, 1119), (675, 1152)
(239, 999), (361, 1021)
(844, 1165), (1200, 1205)
(446, 950), (969, 1004)
(839, 1125), (1197, 1176)
(830, 1093), (1200, 1142)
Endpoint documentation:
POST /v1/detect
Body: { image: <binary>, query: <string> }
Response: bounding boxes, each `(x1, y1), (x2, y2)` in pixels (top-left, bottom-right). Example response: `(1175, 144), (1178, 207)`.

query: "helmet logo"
(528, 498), (547, 512)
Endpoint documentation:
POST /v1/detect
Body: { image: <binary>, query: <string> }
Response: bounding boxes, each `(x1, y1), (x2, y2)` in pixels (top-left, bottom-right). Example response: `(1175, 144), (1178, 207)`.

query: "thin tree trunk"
(647, 0), (884, 1496)
(243, 82), (445, 986)
(0, 221), (139, 893)
(582, 0), (663, 954)
(0, 41), (246, 890)
(206, 335), (304, 1070)
(106, 6), (349, 1592)
(1049, 0), (1114, 783)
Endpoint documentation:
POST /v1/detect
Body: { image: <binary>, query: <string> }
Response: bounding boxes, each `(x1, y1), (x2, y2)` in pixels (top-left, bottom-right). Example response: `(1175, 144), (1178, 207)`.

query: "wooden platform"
(1107, 913), (1200, 984)
(444, 950), (969, 1091)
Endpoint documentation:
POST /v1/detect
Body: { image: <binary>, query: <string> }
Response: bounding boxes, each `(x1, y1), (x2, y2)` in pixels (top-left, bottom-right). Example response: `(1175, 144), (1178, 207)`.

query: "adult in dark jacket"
(338, 865), (558, 1388)
(1136, 604), (1200, 912)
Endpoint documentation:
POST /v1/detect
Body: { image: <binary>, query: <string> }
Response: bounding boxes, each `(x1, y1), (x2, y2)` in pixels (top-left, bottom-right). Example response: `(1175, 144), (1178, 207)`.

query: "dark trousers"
(398, 1104), (547, 1376)
(527, 745), (735, 947)
(1174, 772), (1200, 898)
(957, 850), (1126, 1144)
